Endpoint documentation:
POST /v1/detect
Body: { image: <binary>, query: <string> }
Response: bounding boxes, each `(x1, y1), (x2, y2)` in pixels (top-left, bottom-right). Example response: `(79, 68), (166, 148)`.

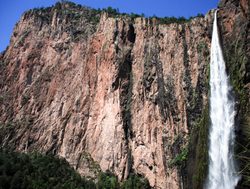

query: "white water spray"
(206, 10), (240, 189)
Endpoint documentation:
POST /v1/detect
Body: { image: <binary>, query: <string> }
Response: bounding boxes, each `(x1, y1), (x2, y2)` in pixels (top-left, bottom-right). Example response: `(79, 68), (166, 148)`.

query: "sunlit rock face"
(0, 0), (248, 188)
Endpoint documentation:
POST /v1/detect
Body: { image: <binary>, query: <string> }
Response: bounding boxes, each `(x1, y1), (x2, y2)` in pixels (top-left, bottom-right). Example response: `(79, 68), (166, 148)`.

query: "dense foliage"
(154, 13), (204, 25)
(0, 150), (96, 189)
(0, 150), (150, 189)
(121, 174), (151, 189)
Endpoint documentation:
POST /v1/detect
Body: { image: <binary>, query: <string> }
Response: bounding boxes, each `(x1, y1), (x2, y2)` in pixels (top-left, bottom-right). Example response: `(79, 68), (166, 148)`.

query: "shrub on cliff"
(103, 6), (120, 16)
(121, 174), (151, 189)
(97, 171), (119, 189)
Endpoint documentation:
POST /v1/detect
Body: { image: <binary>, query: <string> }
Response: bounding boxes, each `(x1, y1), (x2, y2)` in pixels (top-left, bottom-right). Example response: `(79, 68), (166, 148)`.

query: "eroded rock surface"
(0, 0), (249, 188)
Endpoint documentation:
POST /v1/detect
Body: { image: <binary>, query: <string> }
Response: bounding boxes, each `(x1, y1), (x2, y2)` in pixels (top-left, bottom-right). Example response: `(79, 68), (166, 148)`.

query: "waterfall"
(206, 10), (240, 189)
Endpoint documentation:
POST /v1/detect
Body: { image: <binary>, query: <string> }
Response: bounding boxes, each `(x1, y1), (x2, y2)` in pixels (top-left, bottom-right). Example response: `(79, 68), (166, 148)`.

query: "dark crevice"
(143, 43), (156, 95)
(118, 52), (133, 179)
(164, 75), (179, 124)
(180, 24), (195, 188)
(57, 112), (71, 154)
(181, 24), (195, 128)
(118, 52), (133, 141)
(111, 22), (136, 179)
(145, 40), (180, 176)
(26, 64), (34, 85)
(127, 24), (136, 43)
(142, 32), (180, 175)
(154, 45), (178, 123)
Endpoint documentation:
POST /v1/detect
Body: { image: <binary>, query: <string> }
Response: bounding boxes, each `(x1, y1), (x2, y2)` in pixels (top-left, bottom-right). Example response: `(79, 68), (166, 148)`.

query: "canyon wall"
(219, 1), (250, 188)
(0, 0), (249, 188)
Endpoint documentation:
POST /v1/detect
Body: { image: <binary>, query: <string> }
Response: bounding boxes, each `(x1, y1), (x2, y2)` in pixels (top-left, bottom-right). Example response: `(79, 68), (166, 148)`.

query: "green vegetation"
(236, 116), (250, 187)
(191, 106), (209, 188)
(168, 133), (189, 170)
(101, 6), (204, 24)
(226, 39), (248, 108)
(197, 42), (208, 54)
(53, 1), (102, 26)
(169, 147), (188, 168)
(225, 36), (250, 188)
(166, 39), (209, 188)
(27, 0), (205, 40)
(180, 40), (210, 189)
(80, 152), (101, 177)
(53, 1), (204, 24)
(152, 13), (204, 25)
(101, 5), (204, 24)
(121, 174), (150, 189)
(96, 6), (143, 19)
(0, 149), (96, 189)
(102, 7), (120, 17)
(155, 16), (188, 25)
(0, 149), (151, 189)
(185, 105), (209, 189)
(96, 172), (150, 189)
(97, 171), (119, 189)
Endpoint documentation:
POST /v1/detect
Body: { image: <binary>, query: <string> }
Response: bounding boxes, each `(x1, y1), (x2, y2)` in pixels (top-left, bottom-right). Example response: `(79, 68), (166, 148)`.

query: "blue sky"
(0, 0), (219, 52)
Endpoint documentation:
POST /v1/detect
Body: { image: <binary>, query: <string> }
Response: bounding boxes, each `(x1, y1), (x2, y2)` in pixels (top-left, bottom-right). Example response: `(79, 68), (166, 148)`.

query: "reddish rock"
(0, 0), (249, 188)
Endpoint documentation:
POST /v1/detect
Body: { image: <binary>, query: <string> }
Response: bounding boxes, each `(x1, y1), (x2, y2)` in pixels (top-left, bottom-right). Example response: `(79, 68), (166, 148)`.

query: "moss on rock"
(185, 105), (209, 189)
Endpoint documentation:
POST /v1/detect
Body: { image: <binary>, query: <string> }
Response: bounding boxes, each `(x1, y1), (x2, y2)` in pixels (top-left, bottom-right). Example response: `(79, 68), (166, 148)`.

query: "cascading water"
(206, 10), (240, 189)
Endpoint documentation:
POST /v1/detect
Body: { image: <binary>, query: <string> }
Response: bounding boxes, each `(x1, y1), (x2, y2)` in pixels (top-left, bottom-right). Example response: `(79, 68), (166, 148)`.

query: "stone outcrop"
(0, 0), (249, 188)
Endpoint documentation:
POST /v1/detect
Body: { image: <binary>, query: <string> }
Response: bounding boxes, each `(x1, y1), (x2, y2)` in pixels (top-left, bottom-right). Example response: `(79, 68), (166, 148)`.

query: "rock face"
(218, 1), (250, 189)
(0, 0), (249, 188)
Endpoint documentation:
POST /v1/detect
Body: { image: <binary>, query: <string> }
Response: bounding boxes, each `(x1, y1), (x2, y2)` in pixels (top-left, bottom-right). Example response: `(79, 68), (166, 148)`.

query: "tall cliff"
(0, 0), (249, 188)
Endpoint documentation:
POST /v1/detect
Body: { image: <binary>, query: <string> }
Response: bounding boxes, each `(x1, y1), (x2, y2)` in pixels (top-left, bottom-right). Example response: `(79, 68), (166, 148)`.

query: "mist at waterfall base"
(206, 10), (240, 189)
